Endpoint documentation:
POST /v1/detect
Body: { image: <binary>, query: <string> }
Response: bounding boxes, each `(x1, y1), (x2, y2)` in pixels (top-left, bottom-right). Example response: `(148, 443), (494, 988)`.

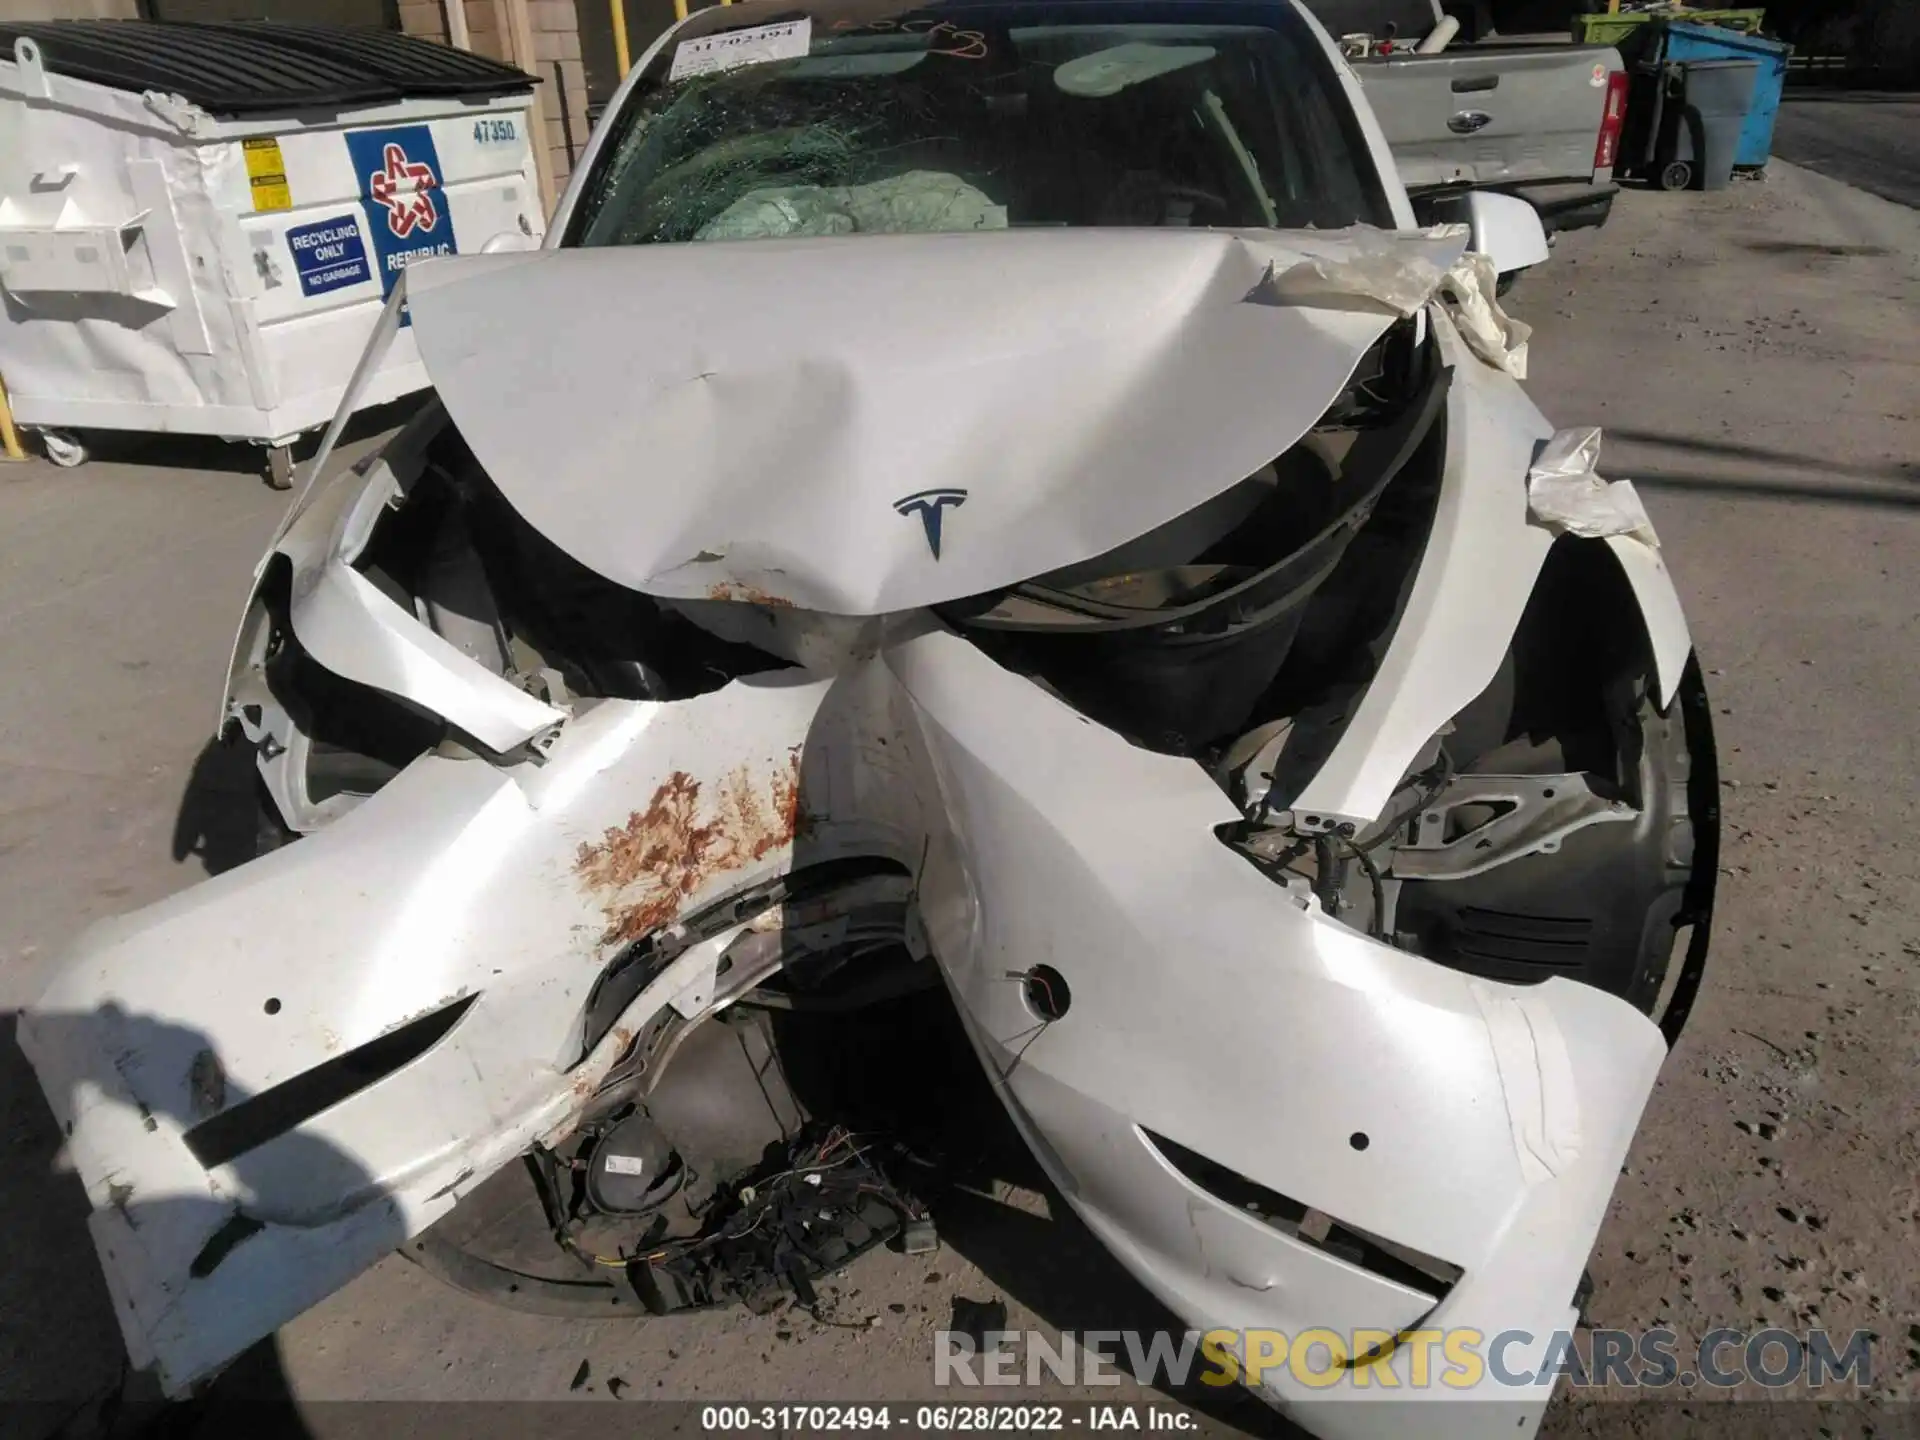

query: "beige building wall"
(396, 0), (591, 197)
(0, 0), (141, 17)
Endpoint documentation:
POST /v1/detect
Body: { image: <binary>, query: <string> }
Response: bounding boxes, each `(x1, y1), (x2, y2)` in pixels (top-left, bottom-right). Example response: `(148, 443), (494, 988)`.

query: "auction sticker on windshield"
(669, 18), (812, 81)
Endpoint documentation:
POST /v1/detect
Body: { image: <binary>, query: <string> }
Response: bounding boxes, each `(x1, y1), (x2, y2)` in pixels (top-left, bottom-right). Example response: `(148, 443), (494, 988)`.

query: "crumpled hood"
(401, 227), (1465, 614)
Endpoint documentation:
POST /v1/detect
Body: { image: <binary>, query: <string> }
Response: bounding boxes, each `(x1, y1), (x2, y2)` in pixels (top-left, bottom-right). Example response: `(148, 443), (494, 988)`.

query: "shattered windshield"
(565, 0), (1390, 245)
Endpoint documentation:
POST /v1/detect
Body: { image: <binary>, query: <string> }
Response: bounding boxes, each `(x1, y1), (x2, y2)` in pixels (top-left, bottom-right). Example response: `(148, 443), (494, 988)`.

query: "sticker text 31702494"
(669, 18), (812, 82)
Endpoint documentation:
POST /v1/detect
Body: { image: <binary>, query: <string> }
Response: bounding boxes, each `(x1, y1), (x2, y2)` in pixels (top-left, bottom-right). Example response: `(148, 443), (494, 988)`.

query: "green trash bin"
(1573, 8), (1765, 57)
(1654, 58), (1760, 191)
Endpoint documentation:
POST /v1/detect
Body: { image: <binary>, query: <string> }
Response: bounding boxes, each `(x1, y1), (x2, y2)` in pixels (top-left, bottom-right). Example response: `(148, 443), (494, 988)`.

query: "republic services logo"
(368, 142), (440, 239)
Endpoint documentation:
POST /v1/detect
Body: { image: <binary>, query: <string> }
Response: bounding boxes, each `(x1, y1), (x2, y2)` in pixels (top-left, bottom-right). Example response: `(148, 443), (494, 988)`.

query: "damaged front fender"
(22, 673), (931, 1392)
(891, 627), (1667, 1434)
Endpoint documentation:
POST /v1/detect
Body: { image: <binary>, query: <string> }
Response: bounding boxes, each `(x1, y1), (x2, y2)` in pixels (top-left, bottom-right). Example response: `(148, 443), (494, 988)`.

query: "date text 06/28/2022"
(702, 1405), (1196, 1431)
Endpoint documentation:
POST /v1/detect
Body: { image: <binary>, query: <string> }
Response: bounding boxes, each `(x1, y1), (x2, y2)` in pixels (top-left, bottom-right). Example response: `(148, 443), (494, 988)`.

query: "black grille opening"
(1143, 1128), (1462, 1303)
(184, 995), (477, 1170)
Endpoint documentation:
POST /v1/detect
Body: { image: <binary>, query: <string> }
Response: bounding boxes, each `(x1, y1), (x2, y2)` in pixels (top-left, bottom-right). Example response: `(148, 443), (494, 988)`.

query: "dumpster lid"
(0, 19), (536, 117)
(1664, 19), (1792, 53)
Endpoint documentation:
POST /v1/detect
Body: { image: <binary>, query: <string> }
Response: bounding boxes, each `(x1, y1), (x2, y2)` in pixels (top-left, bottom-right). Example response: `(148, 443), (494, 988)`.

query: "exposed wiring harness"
(414, 1123), (928, 1320)
(1234, 744), (1454, 939)
(555, 1123), (927, 1320)
(1340, 833), (1389, 940)
(997, 967), (1066, 1079)
(1350, 743), (1456, 855)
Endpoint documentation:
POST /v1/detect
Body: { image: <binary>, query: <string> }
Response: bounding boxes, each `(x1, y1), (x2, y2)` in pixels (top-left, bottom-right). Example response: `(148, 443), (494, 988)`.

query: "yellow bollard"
(674, 0), (688, 20)
(611, 0), (631, 77)
(0, 370), (28, 462)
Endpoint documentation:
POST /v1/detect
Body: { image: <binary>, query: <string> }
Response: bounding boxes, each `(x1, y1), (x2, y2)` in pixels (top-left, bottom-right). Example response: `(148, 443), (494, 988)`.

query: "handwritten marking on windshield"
(829, 15), (988, 59)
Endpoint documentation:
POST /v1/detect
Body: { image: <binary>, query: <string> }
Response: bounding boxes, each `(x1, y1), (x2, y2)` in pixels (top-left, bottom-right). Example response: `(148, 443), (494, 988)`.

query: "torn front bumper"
(26, 630), (1669, 1436)
(895, 630), (1667, 1436)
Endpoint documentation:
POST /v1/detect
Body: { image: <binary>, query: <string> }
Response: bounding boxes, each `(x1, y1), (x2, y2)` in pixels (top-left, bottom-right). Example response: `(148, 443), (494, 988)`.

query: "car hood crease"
(401, 227), (1458, 614)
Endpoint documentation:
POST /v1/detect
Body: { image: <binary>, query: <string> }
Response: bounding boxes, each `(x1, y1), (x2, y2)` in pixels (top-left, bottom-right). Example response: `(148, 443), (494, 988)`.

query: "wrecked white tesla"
(20, 2), (1716, 1435)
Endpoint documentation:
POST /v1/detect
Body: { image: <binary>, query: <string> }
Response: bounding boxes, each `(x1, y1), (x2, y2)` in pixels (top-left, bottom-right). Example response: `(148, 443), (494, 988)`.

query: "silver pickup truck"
(1357, 42), (1627, 234)
(1306, 1), (1627, 235)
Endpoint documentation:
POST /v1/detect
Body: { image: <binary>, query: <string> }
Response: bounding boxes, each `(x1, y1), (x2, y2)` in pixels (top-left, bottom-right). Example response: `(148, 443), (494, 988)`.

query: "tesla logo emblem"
(368, 142), (440, 238)
(894, 488), (968, 559)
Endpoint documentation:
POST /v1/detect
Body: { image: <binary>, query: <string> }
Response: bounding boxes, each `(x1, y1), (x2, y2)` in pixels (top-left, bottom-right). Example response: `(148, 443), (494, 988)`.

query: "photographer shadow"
(13, 1000), (388, 1440)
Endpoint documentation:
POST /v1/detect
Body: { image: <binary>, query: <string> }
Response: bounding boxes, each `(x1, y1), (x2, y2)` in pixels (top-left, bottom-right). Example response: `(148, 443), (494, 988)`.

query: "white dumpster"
(0, 20), (546, 482)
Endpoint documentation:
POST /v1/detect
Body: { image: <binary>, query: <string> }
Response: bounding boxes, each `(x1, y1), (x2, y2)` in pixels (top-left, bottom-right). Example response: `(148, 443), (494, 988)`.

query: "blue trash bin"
(1658, 20), (1792, 169)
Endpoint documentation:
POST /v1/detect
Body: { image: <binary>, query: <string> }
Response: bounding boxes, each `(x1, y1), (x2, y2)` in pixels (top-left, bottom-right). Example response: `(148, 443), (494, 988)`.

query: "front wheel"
(253, 774), (298, 859)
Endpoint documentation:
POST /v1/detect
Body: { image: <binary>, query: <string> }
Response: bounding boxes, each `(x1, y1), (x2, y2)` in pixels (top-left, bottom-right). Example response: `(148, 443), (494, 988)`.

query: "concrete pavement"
(1772, 92), (1920, 211)
(1, 160), (1915, 1432)
(1516, 159), (1920, 1427)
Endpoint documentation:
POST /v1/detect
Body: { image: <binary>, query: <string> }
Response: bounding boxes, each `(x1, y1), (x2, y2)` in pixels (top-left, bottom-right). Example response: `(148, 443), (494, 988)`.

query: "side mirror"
(1461, 191), (1549, 275)
(480, 228), (538, 255)
(1418, 190), (1551, 275)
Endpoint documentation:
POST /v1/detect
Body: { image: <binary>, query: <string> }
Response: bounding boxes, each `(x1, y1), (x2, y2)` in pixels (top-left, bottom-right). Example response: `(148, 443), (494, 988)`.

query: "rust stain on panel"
(574, 751), (806, 947)
(706, 581), (795, 608)
(571, 1027), (636, 1101)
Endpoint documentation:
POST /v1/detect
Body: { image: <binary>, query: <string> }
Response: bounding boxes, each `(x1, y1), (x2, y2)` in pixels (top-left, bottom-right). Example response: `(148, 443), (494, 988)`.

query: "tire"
(1656, 656), (1719, 1042)
(1612, 659), (1716, 1018)
(253, 775), (298, 859)
(1658, 160), (1694, 192)
(39, 429), (87, 467)
(264, 443), (296, 491)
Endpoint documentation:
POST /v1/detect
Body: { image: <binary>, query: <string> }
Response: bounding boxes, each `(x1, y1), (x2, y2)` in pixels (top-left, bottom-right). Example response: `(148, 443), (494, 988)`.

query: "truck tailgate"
(1355, 44), (1620, 190)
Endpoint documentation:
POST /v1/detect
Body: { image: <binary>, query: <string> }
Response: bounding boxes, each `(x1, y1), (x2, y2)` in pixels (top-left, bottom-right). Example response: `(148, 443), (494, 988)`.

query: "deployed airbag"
(694, 170), (1008, 240)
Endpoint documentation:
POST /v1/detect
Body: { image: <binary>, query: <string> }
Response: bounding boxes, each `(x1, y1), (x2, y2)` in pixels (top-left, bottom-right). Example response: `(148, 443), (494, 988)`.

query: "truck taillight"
(1594, 70), (1629, 169)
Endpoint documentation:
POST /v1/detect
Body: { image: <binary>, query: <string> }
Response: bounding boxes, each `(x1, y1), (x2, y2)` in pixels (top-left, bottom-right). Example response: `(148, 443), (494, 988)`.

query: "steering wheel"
(1096, 175), (1233, 227)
